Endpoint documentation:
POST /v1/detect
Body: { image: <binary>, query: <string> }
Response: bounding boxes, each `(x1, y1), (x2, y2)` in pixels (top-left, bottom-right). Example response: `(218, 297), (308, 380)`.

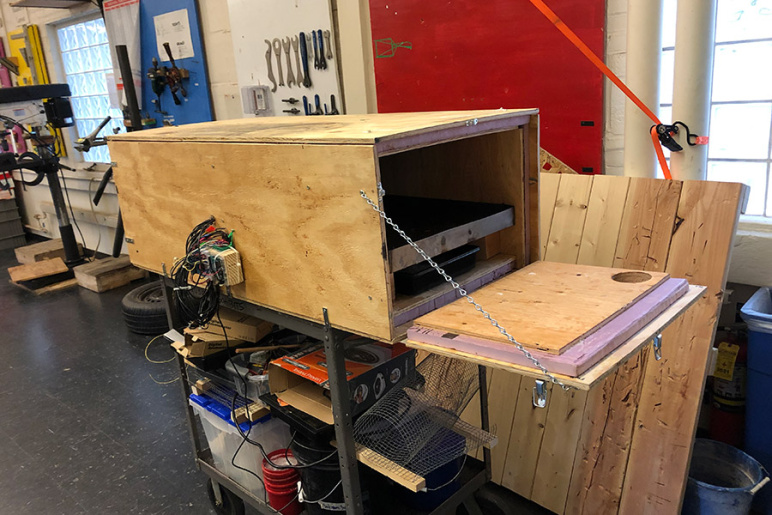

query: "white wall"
(2, 0), (375, 256)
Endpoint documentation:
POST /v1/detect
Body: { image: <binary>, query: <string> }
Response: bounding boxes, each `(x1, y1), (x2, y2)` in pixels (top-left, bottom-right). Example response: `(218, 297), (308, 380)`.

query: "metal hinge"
(532, 380), (547, 408)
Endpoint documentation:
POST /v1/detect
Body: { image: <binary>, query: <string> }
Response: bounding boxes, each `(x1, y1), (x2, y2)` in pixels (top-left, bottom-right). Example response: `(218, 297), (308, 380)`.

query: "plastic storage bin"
(740, 287), (772, 513)
(189, 393), (291, 497)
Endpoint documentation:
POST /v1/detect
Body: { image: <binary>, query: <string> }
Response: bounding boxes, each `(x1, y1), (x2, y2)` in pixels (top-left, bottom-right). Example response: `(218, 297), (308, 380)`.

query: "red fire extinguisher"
(710, 326), (747, 448)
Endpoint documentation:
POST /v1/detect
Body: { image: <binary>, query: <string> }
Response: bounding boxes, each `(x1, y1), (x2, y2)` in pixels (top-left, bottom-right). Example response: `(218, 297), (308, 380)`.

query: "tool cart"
(108, 110), (702, 515)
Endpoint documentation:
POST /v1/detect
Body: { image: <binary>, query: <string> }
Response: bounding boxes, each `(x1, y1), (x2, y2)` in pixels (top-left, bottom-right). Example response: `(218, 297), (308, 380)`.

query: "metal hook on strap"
(533, 380), (547, 408)
(653, 333), (663, 361)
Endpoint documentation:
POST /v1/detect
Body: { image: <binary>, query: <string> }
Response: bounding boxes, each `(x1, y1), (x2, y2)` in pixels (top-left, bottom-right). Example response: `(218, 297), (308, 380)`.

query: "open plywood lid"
(107, 109), (538, 152)
(412, 261), (669, 355)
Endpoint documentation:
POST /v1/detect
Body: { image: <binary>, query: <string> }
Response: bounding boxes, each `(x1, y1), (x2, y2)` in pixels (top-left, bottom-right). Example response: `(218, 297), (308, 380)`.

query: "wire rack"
(353, 354), (495, 479)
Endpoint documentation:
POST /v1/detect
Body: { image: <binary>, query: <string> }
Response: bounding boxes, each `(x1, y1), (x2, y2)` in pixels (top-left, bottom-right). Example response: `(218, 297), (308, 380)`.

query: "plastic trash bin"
(740, 287), (772, 513)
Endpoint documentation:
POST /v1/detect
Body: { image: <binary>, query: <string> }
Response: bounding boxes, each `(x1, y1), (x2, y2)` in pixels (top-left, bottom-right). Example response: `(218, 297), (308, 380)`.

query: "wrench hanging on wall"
(282, 37), (295, 87)
(264, 40), (277, 92)
(272, 38), (284, 86)
(291, 36), (304, 87)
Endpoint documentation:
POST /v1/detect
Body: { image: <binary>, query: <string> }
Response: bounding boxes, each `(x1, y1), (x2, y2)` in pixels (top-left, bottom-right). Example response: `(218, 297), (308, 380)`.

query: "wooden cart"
(108, 113), (747, 514)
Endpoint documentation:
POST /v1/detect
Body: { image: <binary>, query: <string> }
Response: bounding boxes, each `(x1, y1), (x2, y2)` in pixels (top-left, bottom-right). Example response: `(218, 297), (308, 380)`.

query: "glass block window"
(57, 18), (125, 163)
(660, 0), (772, 216)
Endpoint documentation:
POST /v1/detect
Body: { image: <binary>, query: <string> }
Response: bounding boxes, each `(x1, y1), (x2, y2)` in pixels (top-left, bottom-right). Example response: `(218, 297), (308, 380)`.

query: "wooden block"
(14, 238), (82, 265)
(191, 378), (212, 396)
(354, 444), (426, 492)
(10, 277), (78, 295)
(74, 256), (148, 293)
(232, 404), (269, 424)
(473, 232), (502, 260)
(8, 257), (74, 290)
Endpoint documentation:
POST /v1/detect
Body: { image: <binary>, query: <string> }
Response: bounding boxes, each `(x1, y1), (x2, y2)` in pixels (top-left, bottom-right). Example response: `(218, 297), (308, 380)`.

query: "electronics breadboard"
(203, 247), (244, 286)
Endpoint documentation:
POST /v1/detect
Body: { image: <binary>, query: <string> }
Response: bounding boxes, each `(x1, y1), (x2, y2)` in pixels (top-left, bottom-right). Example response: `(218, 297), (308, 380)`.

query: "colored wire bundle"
(170, 216), (234, 328)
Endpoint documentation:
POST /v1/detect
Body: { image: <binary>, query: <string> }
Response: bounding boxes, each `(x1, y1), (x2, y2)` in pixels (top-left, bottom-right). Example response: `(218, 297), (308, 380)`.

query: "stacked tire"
(121, 281), (169, 335)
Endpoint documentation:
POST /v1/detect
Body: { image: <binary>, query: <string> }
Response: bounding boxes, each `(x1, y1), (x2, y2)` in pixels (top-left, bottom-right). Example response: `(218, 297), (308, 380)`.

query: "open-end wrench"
(305, 32), (313, 66)
(330, 94), (339, 115)
(282, 37), (295, 87)
(265, 40), (277, 92)
(303, 96), (310, 115)
(291, 36), (304, 87)
(323, 30), (333, 60)
(317, 30), (327, 69)
(314, 94), (324, 115)
(272, 38), (284, 86)
(299, 32), (312, 87)
(312, 30), (320, 69)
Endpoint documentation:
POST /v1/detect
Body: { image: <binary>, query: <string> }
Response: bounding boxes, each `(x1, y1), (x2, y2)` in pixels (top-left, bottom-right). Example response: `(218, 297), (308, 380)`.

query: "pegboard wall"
(139, 0), (213, 126)
(227, 0), (342, 117)
(368, 0), (605, 174)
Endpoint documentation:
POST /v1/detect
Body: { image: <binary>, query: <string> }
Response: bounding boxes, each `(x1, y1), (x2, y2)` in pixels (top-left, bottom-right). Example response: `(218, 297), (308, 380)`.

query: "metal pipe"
(623, 0), (663, 178)
(115, 44), (142, 132)
(670, 0), (718, 180)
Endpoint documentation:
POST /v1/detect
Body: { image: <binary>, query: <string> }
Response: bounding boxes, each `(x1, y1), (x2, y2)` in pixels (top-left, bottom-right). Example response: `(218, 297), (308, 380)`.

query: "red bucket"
(265, 482), (301, 515)
(262, 449), (301, 515)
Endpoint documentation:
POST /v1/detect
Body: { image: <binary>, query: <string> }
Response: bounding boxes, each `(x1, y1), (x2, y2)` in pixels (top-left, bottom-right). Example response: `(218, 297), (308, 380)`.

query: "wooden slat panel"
(539, 173), (561, 259)
(531, 387), (589, 513)
(564, 348), (650, 514)
(577, 176), (631, 267)
(544, 174), (593, 263)
(500, 380), (553, 497)
(488, 369), (523, 483)
(619, 181), (746, 514)
(613, 178), (682, 271)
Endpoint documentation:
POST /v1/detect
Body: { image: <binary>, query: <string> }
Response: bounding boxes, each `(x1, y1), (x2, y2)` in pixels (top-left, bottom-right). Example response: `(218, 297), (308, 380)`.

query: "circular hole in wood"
(612, 271), (652, 283)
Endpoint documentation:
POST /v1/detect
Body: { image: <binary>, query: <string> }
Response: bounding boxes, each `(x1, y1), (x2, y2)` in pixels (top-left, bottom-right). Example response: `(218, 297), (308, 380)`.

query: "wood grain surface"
(413, 261), (668, 354)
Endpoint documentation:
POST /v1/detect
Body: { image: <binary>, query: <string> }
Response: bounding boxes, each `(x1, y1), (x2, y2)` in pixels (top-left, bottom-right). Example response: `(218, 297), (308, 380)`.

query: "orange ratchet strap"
(528, 0), (673, 179)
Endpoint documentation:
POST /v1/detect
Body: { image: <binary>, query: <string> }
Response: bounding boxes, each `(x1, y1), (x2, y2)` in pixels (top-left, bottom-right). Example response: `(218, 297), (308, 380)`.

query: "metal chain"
(360, 188), (571, 391)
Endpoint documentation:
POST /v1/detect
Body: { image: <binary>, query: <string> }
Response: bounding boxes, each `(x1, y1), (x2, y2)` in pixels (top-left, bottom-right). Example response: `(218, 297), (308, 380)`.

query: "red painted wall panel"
(369, 0), (605, 174)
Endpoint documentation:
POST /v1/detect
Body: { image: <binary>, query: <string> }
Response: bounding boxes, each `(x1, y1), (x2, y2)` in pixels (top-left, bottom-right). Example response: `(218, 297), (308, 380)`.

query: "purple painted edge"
(407, 277), (689, 377)
(374, 114), (533, 156)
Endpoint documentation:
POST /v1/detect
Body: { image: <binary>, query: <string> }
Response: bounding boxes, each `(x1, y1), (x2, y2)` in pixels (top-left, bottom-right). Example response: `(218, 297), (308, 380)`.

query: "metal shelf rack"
(161, 278), (491, 515)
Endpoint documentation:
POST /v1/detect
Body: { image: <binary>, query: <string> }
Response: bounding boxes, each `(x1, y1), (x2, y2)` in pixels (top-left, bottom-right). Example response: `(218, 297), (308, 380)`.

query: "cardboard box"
(200, 307), (272, 343)
(268, 339), (416, 424)
(173, 330), (246, 358)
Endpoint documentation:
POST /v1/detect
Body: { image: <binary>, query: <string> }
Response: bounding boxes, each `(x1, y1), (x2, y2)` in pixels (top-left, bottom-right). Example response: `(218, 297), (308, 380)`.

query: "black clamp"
(653, 121), (704, 152)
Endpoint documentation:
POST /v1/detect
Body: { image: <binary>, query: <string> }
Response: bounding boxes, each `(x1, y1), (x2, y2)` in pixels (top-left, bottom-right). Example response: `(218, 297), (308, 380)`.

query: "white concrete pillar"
(622, 0), (663, 178)
(670, 0), (718, 180)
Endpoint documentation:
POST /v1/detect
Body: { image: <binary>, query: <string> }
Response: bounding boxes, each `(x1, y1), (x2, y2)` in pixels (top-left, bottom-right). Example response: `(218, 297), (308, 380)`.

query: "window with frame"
(660, 0), (772, 216)
(56, 17), (125, 163)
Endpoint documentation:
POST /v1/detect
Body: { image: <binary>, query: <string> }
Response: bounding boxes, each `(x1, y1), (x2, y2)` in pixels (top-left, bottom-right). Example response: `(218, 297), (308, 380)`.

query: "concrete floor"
(0, 247), (217, 514)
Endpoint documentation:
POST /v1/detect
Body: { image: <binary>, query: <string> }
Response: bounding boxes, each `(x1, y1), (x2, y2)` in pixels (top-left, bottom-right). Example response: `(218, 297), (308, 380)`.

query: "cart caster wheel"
(206, 479), (246, 515)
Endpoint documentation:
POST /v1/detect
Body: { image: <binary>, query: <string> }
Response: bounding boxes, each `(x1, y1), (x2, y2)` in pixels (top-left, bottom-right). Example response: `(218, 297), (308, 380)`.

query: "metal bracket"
(532, 379), (547, 408)
(653, 333), (663, 361)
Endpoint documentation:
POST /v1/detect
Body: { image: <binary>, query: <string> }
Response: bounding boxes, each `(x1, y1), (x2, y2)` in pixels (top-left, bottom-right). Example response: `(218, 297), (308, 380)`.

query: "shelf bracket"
(653, 333), (663, 361)
(532, 379), (548, 408)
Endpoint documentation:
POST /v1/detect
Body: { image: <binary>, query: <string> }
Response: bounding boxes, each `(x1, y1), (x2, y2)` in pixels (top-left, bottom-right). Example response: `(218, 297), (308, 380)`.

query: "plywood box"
(108, 110), (539, 341)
